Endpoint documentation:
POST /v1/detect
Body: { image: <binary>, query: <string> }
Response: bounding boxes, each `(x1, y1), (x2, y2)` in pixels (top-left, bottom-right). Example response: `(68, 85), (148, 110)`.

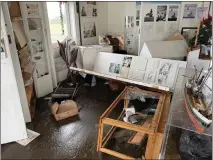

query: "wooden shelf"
(25, 83), (36, 119)
(11, 17), (23, 22)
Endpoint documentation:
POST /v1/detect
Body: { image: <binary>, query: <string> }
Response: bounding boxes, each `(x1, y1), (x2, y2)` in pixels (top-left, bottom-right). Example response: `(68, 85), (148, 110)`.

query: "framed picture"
(181, 27), (197, 45)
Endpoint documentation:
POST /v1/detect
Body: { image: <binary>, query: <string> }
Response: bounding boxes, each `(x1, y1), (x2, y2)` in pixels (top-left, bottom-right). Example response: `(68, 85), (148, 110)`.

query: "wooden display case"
(97, 86), (171, 159)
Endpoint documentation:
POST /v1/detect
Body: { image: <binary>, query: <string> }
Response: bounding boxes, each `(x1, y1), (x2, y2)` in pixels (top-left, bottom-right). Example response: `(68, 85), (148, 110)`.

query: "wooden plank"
(124, 99), (129, 109)
(102, 110), (125, 147)
(146, 94), (171, 159)
(151, 133), (164, 159)
(30, 97), (36, 119)
(100, 148), (135, 160)
(25, 83), (33, 104)
(102, 118), (154, 135)
(69, 66), (170, 92)
(127, 87), (162, 97)
(97, 119), (103, 151)
(145, 134), (156, 159)
(128, 118), (151, 145)
(100, 87), (128, 119)
(150, 94), (166, 131)
(157, 93), (171, 133)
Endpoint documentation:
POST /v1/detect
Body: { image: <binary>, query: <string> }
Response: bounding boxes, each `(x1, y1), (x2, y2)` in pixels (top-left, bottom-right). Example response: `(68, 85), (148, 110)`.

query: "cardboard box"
(51, 100), (78, 121)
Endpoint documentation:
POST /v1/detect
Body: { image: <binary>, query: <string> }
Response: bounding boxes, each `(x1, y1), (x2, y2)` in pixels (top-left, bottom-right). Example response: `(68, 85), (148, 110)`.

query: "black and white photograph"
(87, 1), (96, 5)
(81, 6), (87, 16)
(26, 4), (39, 17)
(168, 6), (179, 21)
(31, 40), (44, 54)
(156, 5), (167, 22)
(144, 8), (154, 22)
(125, 16), (134, 28)
(28, 18), (42, 30)
(83, 22), (96, 38)
(120, 56), (132, 77)
(93, 8), (97, 17)
(136, 10), (140, 20)
(109, 63), (121, 74)
(156, 61), (178, 87)
(136, 21), (140, 26)
(122, 56), (132, 67)
(144, 70), (157, 83)
(26, 4), (39, 10)
(183, 4), (197, 19)
(157, 63), (172, 85)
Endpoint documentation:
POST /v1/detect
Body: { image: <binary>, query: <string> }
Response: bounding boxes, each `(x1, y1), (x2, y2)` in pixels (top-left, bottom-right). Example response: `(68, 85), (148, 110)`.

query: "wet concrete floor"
(1, 82), (119, 159)
(1, 81), (184, 159)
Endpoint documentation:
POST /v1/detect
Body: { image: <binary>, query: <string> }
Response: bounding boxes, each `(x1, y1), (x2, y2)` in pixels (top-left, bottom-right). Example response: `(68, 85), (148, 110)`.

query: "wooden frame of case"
(97, 86), (171, 160)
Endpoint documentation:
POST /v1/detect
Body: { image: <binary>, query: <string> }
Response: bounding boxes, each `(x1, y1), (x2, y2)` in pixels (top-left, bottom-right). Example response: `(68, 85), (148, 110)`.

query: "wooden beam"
(102, 118), (154, 135)
(127, 87), (162, 97)
(128, 118), (152, 145)
(100, 148), (135, 160)
(100, 87), (128, 119)
(102, 111), (125, 147)
(150, 94), (166, 131)
(151, 133), (164, 159)
(145, 134), (156, 159)
(145, 94), (171, 159)
(124, 99), (129, 109)
(157, 93), (171, 133)
(97, 120), (104, 151)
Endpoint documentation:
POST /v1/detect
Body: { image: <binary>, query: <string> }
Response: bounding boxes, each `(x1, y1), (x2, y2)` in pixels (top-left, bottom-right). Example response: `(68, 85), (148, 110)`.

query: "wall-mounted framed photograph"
(181, 27), (197, 45)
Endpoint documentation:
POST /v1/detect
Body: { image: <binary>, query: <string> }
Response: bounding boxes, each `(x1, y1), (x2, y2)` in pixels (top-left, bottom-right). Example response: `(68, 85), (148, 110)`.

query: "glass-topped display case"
(160, 67), (212, 159)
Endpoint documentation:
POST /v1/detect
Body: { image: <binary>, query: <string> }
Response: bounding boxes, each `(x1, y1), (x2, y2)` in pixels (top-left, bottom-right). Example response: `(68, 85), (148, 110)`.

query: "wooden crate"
(97, 86), (171, 159)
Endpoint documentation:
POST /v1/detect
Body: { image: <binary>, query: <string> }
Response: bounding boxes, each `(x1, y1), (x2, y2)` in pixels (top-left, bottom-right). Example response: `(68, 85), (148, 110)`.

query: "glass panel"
(46, 2), (68, 43)
(168, 67), (212, 136)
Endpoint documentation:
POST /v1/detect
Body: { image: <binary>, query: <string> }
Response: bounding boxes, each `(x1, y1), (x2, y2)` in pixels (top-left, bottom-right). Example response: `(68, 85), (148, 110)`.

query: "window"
(46, 2), (69, 43)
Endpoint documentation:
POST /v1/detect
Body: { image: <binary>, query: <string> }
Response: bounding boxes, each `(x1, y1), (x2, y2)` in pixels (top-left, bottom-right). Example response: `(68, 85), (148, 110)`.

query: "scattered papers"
(16, 129), (40, 146)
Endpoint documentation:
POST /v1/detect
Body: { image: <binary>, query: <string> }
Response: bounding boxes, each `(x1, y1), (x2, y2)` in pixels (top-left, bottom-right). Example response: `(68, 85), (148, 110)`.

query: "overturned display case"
(97, 86), (171, 159)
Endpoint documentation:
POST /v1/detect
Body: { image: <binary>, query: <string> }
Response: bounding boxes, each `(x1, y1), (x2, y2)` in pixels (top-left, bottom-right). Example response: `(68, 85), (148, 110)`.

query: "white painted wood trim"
(19, 2), (54, 97)
(70, 66), (170, 92)
(42, 2), (57, 88)
(1, 2), (31, 123)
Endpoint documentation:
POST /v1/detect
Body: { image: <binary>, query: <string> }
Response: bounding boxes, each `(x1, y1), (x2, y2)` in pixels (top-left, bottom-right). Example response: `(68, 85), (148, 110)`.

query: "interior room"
(1, 1), (212, 159)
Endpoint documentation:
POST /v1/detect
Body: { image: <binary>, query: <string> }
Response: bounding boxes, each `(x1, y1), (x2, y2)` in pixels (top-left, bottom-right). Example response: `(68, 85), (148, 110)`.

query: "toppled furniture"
(97, 86), (171, 159)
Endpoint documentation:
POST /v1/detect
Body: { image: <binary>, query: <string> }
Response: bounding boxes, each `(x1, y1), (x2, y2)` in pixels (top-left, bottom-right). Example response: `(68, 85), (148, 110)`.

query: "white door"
(19, 2), (54, 98)
(1, 2), (28, 144)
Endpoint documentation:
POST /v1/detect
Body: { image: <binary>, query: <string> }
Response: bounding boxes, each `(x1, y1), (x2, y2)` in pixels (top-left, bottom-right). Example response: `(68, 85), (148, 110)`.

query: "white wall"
(79, 2), (137, 44)
(97, 2), (108, 35)
(76, 2), (212, 52)
(107, 2), (125, 35)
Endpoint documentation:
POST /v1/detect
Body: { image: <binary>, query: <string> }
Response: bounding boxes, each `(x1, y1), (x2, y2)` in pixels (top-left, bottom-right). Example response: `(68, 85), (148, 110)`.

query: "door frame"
(1, 2), (31, 123)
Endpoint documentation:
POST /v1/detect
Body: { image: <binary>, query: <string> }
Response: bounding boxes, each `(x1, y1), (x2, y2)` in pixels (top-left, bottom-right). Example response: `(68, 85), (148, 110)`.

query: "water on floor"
(1, 82), (119, 159)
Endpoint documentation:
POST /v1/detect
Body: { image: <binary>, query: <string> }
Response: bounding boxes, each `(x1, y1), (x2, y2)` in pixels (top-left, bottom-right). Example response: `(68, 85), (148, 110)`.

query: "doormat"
(16, 129), (40, 146)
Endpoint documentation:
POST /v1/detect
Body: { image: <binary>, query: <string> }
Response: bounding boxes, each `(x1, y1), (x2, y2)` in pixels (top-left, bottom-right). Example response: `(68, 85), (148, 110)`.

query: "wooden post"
(194, 23), (200, 46)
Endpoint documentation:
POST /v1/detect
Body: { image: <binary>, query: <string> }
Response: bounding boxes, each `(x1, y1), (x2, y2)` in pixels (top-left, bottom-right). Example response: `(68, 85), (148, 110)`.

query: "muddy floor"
(1, 81), (182, 159)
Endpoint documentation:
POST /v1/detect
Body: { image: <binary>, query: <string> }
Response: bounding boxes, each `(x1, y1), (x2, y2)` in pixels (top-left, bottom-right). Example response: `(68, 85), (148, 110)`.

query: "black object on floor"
(179, 130), (212, 160)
